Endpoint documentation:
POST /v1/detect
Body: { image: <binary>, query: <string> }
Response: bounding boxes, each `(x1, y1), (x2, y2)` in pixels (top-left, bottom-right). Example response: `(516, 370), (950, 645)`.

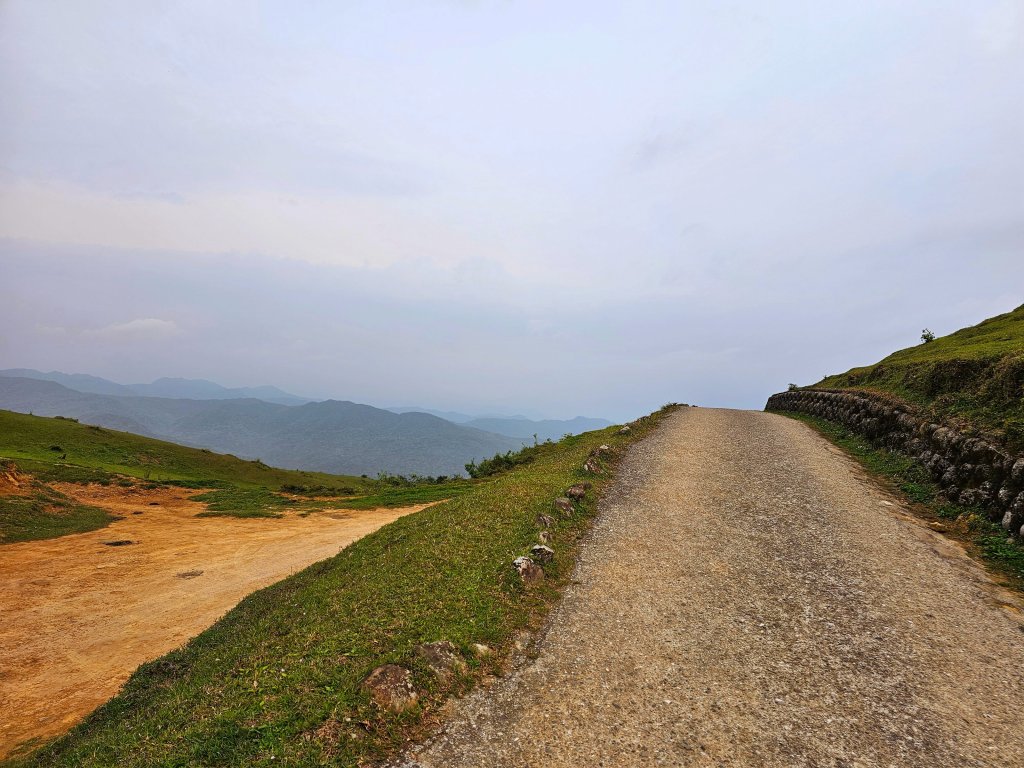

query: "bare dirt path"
(0, 484), (428, 757)
(408, 408), (1024, 767)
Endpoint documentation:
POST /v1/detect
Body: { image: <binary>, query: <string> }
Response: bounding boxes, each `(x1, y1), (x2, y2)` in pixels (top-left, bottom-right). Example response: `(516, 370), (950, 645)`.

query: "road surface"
(408, 407), (1024, 767)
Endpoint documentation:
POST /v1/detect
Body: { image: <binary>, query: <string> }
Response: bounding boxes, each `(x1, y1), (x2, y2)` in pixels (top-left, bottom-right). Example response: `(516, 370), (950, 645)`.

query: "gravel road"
(405, 407), (1024, 767)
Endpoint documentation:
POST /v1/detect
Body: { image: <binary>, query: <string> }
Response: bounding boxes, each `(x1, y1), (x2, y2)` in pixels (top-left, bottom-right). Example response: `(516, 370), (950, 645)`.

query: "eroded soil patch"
(0, 482), (428, 757)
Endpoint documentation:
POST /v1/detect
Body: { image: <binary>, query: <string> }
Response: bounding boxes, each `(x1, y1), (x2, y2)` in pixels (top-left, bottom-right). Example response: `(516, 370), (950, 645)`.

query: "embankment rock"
(362, 665), (418, 712)
(766, 388), (1024, 534)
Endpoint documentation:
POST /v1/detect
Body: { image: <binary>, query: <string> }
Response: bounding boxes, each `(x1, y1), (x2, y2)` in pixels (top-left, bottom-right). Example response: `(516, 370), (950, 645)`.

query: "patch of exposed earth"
(0, 482), (427, 756)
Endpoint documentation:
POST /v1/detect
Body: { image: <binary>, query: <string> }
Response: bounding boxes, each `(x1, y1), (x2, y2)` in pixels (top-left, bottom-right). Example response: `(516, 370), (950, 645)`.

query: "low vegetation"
(816, 303), (1024, 451)
(6, 406), (676, 766)
(789, 413), (1024, 590)
(0, 463), (115, 542)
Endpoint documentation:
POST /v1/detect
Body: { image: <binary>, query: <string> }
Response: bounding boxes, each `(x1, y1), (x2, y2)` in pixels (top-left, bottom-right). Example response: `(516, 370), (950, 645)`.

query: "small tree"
(921, 328), (935, 343)
(787, 383), (798, 391)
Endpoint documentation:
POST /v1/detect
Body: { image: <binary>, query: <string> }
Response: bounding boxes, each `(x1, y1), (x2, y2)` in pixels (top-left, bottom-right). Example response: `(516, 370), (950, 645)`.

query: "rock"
(589, 444), (612, 457)
(1003, 494), (1024, 532)
(998, 486), (1017, 509)
(470, 643), (492, 658)
(566, 483), (587, 500)
(536, 513), (554, 528)
(553, 497), (574, 515)
(414, 641), (468, 682)
(537, 530), (552, 544)
(618, 426), (631, 435)
(583, 457), (602, 474)
(361, 665), (418, 713)
(530, 544), (555, 563)
(513, 556), (544, 584)
(1012, 459), (1024, 486)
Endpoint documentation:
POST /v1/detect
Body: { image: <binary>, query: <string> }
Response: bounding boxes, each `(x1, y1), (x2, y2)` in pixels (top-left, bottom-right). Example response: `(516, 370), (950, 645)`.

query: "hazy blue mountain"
(463, 416), (613, 442)
(385, 406), (477, 423)
(130, 377), (311, 405)
(0, 369), (311, 406)
(0, 377), (524, 476)
(0, 368), (136, 397)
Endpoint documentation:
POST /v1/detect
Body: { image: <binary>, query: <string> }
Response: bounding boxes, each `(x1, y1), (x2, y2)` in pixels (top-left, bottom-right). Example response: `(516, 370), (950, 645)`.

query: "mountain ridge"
(0, 377), (524, 476)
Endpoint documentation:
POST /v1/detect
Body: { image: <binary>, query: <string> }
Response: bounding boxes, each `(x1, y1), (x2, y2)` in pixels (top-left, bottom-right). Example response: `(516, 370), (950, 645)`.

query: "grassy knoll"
(787, 413), (1024, 590)
(5, 406), (675, 767)
(0, 466), (116, 542)
(816, 303), (1024, 450)
(0, 409), (373, 490)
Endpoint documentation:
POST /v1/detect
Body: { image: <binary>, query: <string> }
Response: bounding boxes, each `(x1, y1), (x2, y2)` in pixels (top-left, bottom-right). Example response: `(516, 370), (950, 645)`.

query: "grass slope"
(0, 409), (418, 542)
(0, 409), (373, 490)
(0, 465), (115, 542)
(817, 303), (1024, 450)
(6, 406), (675, 767)
(787, 413), (1024, 591)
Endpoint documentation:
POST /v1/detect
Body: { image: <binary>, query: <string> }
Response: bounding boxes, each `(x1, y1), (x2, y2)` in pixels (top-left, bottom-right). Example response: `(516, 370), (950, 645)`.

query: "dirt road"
(409, 408), (1024, 767)
(0, 484), (426, 757)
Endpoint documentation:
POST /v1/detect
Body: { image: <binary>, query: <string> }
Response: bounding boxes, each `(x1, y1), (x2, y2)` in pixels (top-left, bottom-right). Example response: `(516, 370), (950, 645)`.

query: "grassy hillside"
(817, 303), (1024, 451)
(0, 409), (467, 542)
(6, 406), (675, 767)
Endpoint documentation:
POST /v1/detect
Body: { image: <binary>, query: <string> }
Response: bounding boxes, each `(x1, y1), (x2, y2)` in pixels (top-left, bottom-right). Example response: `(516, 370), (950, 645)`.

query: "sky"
(1, 1), (1022, 421)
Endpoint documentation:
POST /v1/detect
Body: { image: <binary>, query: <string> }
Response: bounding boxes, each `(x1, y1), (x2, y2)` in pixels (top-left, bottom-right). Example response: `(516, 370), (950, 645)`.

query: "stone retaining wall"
(765, 389), (1024, 536)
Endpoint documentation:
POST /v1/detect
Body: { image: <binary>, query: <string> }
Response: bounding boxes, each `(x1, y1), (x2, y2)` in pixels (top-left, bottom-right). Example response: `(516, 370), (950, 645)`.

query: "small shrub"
(921, 328), (935, 343)
(465, 445), (541, 478)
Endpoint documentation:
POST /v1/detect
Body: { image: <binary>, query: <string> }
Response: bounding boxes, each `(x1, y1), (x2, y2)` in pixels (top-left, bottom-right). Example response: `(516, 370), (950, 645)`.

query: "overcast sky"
(1, 1), (1022, 421)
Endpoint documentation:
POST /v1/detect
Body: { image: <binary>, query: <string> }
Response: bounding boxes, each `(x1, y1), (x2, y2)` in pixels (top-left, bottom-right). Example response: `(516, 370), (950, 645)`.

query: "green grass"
(5, 407), (674, 767)
(0, 471), (116, 542)
(332, 479), (475, 510)
(786, 413), (1024, 589)
(816, 303), (1024, 451)
(0, 409), (373, 492)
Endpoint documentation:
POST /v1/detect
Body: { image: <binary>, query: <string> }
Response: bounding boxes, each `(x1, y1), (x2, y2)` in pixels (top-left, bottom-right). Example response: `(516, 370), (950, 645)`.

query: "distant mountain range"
(386, 407), (612, 441)
(0, 369), (310, 405)
(0, 376), (523, 476)
(0, 369), (614, 473)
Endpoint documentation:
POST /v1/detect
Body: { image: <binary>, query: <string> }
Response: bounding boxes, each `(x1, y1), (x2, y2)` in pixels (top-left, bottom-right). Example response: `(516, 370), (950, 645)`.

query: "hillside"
(0, 378), (524, 476)
(816, 303), (1024, 451)
(0, 408), (385, 543)
(0, 408), (371, 490)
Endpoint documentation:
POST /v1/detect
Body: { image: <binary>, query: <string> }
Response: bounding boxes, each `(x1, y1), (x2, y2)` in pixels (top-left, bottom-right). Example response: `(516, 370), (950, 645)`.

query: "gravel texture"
(402, 407), (1024, 767)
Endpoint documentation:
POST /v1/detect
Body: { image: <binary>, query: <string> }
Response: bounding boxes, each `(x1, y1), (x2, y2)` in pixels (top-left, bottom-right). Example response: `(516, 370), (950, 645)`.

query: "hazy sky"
(1, 1), (1022, 420)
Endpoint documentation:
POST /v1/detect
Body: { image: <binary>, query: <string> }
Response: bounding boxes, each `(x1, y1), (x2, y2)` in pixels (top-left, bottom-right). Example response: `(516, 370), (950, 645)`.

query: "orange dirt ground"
(0, 483), (429, 757)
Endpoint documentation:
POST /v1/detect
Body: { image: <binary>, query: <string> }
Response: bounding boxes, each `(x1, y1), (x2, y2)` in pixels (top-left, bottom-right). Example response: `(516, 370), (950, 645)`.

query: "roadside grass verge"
(6, 406), (675, 767)
(785, 412), (1024, 590)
